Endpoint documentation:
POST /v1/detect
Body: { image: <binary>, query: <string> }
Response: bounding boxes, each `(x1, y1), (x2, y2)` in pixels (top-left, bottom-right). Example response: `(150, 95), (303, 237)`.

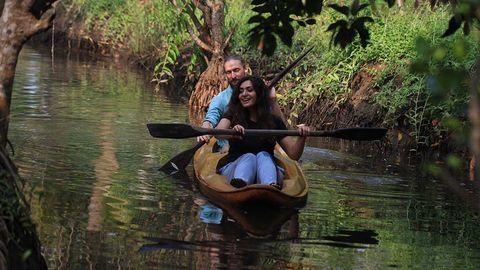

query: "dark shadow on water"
(322, 229), (379, 246)
(138, 228), (379, 253)
(162, 169), (196, 192)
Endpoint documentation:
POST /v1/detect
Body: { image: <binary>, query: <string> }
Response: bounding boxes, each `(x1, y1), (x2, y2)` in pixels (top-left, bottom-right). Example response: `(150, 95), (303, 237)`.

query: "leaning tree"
(0, 0), (57, 147)
(1, 1), (57, 268)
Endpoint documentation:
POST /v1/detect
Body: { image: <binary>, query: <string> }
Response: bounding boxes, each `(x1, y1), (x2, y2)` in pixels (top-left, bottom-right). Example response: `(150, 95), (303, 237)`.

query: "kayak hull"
(193, 140), (308, 208)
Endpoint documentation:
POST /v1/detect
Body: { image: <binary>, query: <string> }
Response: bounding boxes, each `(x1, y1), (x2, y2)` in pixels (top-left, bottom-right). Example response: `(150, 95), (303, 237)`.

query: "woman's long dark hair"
(225, 76), (276, 129)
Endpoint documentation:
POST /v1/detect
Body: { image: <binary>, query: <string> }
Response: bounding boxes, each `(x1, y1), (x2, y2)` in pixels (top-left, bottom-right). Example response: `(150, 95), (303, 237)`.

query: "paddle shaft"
(197, 127), (385, 140)
(267, 47), (313, 88)
(147, 123), (387, 140)
(204, 128), (333, 137)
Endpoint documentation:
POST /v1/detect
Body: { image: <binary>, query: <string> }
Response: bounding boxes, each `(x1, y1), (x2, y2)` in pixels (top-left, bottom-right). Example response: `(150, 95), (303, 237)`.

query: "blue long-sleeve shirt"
(204, 86), (233, 147)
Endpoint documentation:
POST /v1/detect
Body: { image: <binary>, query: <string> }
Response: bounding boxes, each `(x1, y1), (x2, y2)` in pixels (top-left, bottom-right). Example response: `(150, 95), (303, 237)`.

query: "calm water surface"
(10, 45), (480, 269)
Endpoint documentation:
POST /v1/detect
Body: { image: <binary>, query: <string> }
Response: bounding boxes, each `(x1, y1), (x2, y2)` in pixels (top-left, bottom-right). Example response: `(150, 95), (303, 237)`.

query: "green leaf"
(154, 62), (162, 73)
(297, 20), (307, 27)
(251, 0), (266, 5)
(327, 20), (348, 32)
(248, 15), (264, 24)
(278, 22), (294, 46)
(252, 4), (271, 14)
(163, 67), (173, 78)
(356, 26), (370, 47)
(22, 250), (32, 262)
(351, 0), (360, 15)
(262, 32), (277, 56)
(352, 16), (374, 26)
(446, 154), (462, 169)
(305, 0), (323, 14)
(385, 0), (395, 8)
(305, 18), (316, 25)
(328, 4), (350, 16)
(352, 3), (369, 16)
(332, 26), (356, 48)
(441, 15), (463, 37)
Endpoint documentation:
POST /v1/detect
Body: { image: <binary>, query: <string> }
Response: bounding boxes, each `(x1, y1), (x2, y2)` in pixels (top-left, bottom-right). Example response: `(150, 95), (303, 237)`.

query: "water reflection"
(8, 45), (480, 269)
(198, 202), (223, 225)
(88, 113), (119, 232)
(139, 228), (379, 268)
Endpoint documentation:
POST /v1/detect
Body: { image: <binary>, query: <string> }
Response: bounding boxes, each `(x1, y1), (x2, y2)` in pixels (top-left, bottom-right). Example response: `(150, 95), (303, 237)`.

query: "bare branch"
(469, 57), (480, 181)
(222, 27), (235, 51)
(187, 26), (213, 53)
(192, 0), (211, 28)
(169, 0), (209, 43)
(192, 0), (208, 14)
(28, 1), (56, 36)
(185, 3), (208, 37)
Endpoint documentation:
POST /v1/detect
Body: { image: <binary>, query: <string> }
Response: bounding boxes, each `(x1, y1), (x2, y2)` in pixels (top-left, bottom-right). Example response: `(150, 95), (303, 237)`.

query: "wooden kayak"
(193, 139), (308, 208)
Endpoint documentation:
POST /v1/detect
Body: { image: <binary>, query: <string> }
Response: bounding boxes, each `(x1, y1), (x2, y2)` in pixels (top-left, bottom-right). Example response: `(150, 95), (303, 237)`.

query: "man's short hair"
(224, 54), (245, 66)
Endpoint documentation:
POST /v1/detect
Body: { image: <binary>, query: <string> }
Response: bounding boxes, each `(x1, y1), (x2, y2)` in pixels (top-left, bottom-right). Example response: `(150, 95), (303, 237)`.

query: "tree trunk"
(0, 9), (25, 147)
(188, 54), (228, 124)
(469, 57), (480, 182)
(0, 0), (55, 147)
(180, 0), (229, 125)
(0, 38), (24, 148)
(0, 1), (55, 269)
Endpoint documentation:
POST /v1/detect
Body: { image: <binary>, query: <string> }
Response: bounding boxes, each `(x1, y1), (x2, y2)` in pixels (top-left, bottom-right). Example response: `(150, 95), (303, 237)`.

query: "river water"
(9, 45), (480, 269)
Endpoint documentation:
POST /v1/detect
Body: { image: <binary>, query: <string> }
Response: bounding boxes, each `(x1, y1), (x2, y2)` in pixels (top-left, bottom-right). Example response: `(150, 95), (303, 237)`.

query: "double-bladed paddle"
(155, 47), (313, 173)
(148, 123), (388, 141)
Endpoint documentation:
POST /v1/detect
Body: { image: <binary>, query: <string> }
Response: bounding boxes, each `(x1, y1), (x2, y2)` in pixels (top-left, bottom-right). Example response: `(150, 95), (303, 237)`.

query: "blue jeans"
(219, 151), (284, 185)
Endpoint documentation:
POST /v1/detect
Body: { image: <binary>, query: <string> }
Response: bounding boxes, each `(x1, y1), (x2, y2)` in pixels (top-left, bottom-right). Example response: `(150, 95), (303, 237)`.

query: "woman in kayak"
(215, 76), (311, 189)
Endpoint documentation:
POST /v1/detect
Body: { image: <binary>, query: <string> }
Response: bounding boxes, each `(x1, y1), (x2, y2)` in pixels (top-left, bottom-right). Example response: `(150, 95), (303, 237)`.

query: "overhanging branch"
(27, 1), (56, 36)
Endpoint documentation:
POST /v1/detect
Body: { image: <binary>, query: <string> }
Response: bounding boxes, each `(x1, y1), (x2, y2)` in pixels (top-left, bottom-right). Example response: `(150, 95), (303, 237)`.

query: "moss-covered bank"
(42, 1), (479, 156)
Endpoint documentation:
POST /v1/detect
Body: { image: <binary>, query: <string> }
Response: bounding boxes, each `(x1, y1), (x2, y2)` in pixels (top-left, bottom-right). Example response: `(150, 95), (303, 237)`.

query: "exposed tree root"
(188, 56), (227, 125)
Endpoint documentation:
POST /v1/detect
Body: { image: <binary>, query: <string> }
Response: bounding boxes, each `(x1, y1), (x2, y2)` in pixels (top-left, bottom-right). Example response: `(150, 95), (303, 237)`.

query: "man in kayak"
(214, 76), (311, 188)
(197, 55), (283, 152)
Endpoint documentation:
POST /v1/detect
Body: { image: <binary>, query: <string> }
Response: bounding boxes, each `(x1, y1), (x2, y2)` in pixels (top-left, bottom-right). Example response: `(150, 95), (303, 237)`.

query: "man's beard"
(228, 78), (238, 87)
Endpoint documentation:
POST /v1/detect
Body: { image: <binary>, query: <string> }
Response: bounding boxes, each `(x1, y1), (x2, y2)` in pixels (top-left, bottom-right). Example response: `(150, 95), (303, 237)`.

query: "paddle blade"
(147, 123), (205, 138)
(330, 128), (387, 141)
(159, 141), (205, 173)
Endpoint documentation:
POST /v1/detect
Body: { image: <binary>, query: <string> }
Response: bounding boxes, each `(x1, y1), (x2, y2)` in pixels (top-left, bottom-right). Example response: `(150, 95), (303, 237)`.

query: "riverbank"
(40, 1), (479, 166)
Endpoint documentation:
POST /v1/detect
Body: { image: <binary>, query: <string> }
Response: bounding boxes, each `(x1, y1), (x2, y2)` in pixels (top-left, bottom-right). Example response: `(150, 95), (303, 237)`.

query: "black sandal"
(230, 178), (247, 188)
